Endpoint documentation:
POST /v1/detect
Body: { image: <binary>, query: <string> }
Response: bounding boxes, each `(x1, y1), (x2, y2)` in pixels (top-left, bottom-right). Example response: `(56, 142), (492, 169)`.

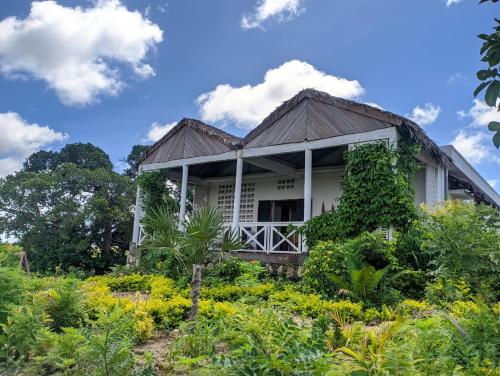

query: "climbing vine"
(336, 140), (420, 237)
(137, 171), (178, 216)
(301, 140), (420, 246)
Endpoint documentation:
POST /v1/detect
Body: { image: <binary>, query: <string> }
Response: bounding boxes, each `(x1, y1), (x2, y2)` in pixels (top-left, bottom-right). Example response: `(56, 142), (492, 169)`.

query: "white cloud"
(0, 0), (163, 106)
(407, 103), (441, 126)
(451, 130), (500, 165)
(457, 99), (500, 128)
(488, 179), (498, 189)
(241, 0), (304, 29)
(446, 72), (469, 86)
(197, 60), (365, 129)
(446, 0), (463, 6)
(0, 112), (68, 176)
(146, 121), (176, 142)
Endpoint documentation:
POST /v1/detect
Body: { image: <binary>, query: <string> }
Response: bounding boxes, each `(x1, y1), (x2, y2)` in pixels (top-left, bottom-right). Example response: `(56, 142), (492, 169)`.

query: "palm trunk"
(188, 264), (203, 320)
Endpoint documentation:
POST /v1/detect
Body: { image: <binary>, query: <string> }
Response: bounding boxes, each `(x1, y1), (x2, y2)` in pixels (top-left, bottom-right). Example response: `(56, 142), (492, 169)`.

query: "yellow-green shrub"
(450, 301), (480, 318)
(201, 285), (242, 301)
(133, 304), (154, 343)
(364, 308), (381, 323)
(150, 276), (176, 299)
(86, 274), (153, 292)
(397, 299), (433, 317)
(322, 300), (363, 322)
(145, 295), (191, 328)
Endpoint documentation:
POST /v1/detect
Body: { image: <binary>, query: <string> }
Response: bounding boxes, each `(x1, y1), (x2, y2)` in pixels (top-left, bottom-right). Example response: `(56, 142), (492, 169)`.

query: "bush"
(0, 244), (22, 268)
(40, 278), (85, 331)
(302, 232), (396, 298)
(88, 274), (153, 292)
(300, 212), (341, 248)
(0, 267), (29, 323)
(422, 201), (500, 298)
(389, 269), (427, 299)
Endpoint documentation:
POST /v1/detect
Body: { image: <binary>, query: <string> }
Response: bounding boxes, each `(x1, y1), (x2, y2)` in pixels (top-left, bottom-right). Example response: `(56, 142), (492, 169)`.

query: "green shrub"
(0, 267), (29, 323)
(0, 244), (22, 268)
(422, 201), (500, 299)
(204, 257), (243, 284)
(41, 278), (86, 331)
(300, 212), (341, 248)
(0, 300), (48, 362)
(389, 269), (427, 299)
(302, 232), (397, 299)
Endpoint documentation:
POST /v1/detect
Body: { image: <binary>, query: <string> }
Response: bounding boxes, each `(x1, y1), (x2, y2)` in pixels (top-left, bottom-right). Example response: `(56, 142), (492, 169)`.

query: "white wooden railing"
(227, 221), (304, 254)
(138, 221), (305, 253)
(137, 224), (146, 245)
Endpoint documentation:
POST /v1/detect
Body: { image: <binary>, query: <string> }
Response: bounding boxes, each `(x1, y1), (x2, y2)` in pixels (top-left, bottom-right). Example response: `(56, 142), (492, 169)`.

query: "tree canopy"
(0, 143), (135, 273)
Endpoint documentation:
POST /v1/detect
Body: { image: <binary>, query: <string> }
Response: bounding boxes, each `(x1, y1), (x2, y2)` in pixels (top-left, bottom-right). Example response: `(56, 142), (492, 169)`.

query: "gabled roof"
(140, 89), (449, 167)
(243, 89), (449, 166)
(142, 118), (242, 164)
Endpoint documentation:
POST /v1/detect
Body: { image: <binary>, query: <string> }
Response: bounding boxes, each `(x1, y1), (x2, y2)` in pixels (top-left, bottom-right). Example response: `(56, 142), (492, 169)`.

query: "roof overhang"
(441, 145), (499, 207)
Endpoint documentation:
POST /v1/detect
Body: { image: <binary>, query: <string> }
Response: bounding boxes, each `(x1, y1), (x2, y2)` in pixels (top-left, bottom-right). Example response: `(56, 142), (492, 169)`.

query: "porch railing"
(228, 222), (304, 254)
(137, 221), (305, 254)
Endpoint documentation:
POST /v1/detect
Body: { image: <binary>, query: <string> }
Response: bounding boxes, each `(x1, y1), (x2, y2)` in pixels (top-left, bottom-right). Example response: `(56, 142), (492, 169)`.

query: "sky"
(0, 0), (498, 190)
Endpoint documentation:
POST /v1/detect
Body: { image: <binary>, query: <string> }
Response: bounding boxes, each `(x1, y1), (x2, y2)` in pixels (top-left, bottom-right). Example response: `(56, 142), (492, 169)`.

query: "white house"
(133, 89), (499, 263)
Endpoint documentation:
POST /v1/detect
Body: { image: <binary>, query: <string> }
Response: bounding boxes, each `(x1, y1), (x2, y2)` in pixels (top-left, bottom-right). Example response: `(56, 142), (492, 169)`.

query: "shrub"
(145, 295), (191, 328)
(0, 267), (29, 323)
(422, 201), (500, 298)
(88, 274), (153, 292)
(204, 257), (243, 284)
(301, 241), (345, 297)
(302, 232), (397, 299)
(389, 269), (427, 299)
(149, 276), (176, 299)
(0, 301), (48, 361)
(40, 278), (86, 331)
(300, 212), (341, 248)
(397, 299), (433, 317)
(0, 244), (22, 268)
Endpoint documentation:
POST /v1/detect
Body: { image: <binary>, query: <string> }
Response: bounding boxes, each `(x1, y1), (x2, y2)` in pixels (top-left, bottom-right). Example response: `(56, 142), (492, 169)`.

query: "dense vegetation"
(0, 141), (498, 375)
(1, 199), (498, 375)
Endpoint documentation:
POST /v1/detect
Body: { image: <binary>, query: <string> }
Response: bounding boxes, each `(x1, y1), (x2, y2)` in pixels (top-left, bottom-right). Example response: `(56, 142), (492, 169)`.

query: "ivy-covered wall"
(302, 140), (420, 246)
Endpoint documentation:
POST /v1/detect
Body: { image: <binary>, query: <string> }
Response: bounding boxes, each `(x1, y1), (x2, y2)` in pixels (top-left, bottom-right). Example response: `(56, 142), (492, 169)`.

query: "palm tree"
(142, 206), (241, 319)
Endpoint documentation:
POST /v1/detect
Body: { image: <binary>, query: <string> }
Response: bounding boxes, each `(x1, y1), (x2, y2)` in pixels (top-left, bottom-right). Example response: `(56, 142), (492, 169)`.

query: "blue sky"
(0, 0), (498, 189)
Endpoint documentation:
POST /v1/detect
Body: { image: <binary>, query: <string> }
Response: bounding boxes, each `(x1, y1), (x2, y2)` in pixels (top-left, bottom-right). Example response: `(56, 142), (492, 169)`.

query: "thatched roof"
(243, 89), (450, 166)
(141, 118), (242, 164)
(140, 90), (450, 167)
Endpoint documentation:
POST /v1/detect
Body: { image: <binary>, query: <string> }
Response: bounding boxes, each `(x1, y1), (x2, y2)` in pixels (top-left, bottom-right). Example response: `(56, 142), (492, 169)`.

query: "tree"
(142, 206), (241, 320)
(0, 144), (134, 273)
(475, 0), (500, 148)
(123, 144), (149, 179)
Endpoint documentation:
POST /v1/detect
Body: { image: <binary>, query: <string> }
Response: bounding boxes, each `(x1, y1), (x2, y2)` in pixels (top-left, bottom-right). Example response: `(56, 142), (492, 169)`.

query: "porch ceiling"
(169, 145), (347, 179)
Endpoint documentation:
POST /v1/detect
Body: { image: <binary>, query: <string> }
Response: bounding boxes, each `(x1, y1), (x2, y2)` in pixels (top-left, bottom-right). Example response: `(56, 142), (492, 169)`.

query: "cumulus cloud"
(488, 179), (498, 189)
(450, 99), (500, 166)
(407, 103), (441, 126)
(0, 112), (67, 176)
(457, 99), (500, 128)
(446, 0), (463, 6)
(197, 60), (365, 129)
(451, 130), (500, 165)
(146, 121), (176, 142)
(364, 102), (384, 110)
(0, 0), (163, 106)
(241, 0), (304, 29)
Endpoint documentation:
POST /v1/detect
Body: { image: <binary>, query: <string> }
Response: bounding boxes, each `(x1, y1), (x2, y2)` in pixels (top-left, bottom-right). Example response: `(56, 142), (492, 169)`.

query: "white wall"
(206, 169), (344, 222)
(412, 167), (426, 206)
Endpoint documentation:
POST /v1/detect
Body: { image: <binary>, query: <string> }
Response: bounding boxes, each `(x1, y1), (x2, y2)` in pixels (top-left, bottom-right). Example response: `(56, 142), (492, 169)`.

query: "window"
(277, 178), (295, 190)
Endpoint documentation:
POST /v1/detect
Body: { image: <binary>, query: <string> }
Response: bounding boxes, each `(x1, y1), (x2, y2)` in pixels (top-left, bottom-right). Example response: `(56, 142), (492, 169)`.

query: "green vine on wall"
(302, 140), (420, 246)
(137, 171), (178, 216)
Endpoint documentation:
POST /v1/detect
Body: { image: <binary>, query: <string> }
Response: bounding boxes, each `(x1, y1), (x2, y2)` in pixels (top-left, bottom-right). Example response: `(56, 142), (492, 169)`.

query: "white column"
(232, 155), (243, 231)
(304, 149), (312, 222)
(132, 185), (142, 244)
(179, 164), (189, 230)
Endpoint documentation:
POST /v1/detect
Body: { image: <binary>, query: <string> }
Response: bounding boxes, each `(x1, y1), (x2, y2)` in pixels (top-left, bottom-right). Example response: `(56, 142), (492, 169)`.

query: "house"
(132, 89), (499, 263)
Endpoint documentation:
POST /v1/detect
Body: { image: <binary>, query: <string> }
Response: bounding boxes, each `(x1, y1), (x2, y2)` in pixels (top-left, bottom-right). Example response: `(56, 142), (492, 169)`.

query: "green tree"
(0, 144), (134, 273)
(475, 0), (500, 148)
(123, 144), (149, 179)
